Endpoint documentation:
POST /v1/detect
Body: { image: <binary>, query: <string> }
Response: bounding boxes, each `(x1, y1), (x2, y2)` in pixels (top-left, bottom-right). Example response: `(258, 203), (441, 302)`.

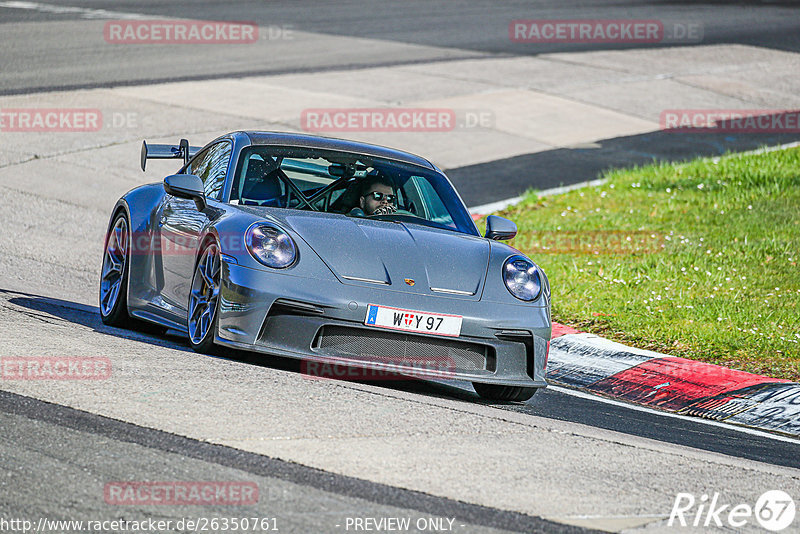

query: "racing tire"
(187, 240), (222, 355)
(99, 211), (134, 328)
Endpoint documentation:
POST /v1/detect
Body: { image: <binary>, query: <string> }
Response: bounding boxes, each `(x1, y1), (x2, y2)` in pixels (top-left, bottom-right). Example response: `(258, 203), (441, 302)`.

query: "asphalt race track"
(4, 0), (800, 204)
(1, 2), (800, 533)
(1, 289), (798, 533)
(4, 0), (800, 94)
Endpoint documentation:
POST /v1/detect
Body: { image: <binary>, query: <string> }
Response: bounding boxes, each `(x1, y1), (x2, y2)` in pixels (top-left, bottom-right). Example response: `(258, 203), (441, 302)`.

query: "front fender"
(205, 210), (338, 283)
(116, 183), (169, 310)
(481, 240), (551, 309)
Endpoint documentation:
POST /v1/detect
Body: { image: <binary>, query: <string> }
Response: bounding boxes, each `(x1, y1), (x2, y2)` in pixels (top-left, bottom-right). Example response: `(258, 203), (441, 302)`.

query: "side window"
(407, 176), (455, 228)
(190, 142), (232, 201)
(236, 153), (286, 206)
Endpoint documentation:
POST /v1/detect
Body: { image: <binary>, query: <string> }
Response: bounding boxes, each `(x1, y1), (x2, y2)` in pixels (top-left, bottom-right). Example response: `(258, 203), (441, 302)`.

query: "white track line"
(0, 1), (148, 19)
(468, 178), (607, 215)
(710, 140), (800, 163)
(468, 140), (800, 214)
(549, 385), (800, 444)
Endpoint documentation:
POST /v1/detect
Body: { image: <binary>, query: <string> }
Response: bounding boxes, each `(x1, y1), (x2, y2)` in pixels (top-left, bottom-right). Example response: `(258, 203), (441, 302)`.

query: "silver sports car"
(100, 131), (551, 401)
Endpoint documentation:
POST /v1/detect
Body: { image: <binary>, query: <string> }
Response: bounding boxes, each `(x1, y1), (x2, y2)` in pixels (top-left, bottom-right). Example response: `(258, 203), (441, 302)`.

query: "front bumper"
(216, 262), (550, 387)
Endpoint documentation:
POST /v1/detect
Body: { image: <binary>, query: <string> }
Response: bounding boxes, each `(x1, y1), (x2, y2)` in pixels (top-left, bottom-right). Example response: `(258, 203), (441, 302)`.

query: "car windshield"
(229, 146), (479, 236)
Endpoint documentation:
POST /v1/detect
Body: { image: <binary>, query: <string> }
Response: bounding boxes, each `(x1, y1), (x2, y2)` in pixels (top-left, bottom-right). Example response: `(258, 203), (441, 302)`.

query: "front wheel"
(473, 383), (537, 402)
(188, 241), (222, 354)
(100, 212), (132, 327)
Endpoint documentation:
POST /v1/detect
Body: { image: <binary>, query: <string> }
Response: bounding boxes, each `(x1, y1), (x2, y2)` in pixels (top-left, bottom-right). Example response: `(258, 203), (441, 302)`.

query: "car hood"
(271, 211), (489, 299)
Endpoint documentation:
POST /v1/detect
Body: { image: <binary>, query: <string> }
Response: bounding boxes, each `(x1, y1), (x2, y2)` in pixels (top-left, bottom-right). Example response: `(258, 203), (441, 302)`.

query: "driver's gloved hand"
(347, 207), (366, 217)
(372, 204), (397, 216)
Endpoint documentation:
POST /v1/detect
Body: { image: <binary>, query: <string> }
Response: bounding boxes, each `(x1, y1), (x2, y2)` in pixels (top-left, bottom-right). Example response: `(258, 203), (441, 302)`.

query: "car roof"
(239, 131), (436, 169)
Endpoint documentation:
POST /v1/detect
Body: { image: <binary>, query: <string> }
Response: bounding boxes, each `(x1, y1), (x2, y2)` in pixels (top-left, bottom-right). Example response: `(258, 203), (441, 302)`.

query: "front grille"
(312, 325), (493, 373)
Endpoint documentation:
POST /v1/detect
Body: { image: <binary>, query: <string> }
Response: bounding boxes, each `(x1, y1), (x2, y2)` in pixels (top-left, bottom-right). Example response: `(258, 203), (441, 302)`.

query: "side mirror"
(164, 174), (206, 211)
(484, 215), (517, 241)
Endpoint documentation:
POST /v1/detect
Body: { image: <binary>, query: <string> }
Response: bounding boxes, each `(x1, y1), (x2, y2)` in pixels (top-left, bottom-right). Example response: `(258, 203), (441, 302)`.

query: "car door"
(158, 141), (232, 315)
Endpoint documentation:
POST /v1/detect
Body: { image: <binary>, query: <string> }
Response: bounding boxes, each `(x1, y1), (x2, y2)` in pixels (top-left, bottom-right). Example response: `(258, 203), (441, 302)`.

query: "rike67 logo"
(669, 490), (795, 531)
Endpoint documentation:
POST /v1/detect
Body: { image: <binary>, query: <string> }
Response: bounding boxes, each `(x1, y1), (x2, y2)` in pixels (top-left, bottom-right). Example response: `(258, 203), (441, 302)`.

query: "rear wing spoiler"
(140, 139), (202, 171)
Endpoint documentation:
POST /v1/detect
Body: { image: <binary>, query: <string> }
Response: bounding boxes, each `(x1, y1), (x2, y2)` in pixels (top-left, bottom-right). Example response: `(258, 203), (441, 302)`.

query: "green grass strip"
(483, 146), (800, 380)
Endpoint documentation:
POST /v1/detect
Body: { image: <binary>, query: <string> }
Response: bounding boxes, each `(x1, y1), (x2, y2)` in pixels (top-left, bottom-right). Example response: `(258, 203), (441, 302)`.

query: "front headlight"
(503, 255), (542, 301)
(245, 222), (297, 269)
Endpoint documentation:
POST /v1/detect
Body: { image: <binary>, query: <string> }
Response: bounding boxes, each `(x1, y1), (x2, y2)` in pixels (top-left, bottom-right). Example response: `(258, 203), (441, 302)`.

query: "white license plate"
(364, 304), (462, 337)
